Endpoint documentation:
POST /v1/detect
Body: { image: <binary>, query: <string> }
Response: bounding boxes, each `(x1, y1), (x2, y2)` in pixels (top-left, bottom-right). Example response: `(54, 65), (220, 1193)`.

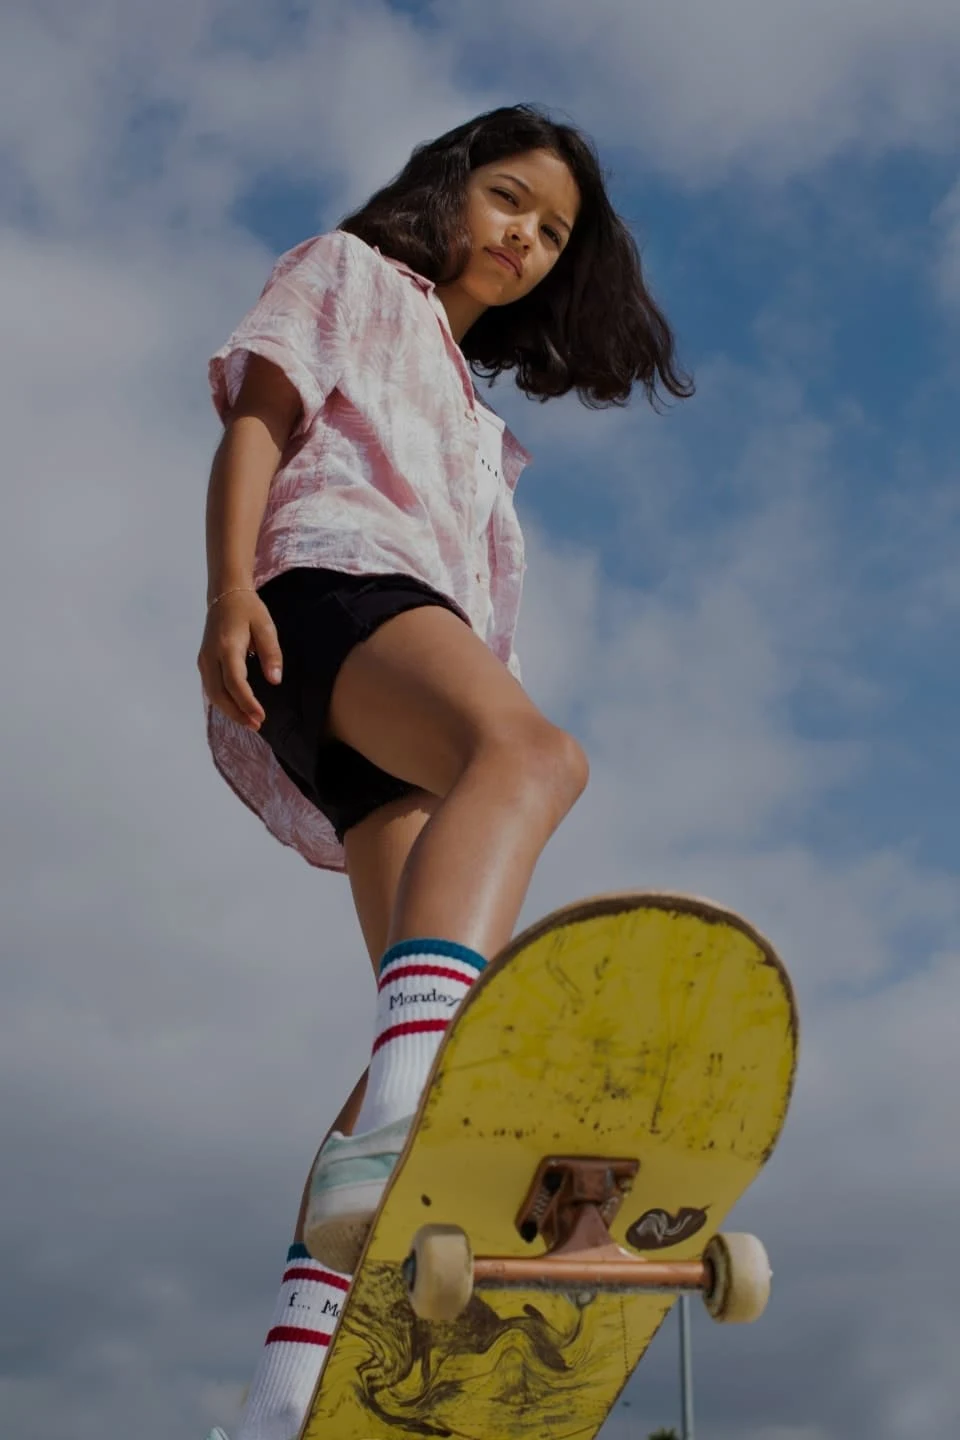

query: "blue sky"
(1, 1), (959, 1437)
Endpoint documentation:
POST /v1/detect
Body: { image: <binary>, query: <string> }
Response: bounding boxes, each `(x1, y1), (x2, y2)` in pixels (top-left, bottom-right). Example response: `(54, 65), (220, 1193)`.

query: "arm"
(205, 352), (302, 601)
(198, 354), (302, 730)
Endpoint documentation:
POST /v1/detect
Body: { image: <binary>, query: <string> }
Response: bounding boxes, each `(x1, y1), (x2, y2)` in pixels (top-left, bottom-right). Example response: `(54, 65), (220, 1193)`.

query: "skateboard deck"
(300, 891), (797, 1440)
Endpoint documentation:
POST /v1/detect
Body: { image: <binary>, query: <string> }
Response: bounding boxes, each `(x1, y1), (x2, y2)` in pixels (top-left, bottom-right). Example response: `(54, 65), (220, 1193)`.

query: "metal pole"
(679, 1293), (695, 1440)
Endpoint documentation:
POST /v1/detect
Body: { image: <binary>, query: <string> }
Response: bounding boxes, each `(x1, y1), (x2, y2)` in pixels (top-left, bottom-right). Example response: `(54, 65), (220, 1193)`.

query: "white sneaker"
(303, 1115), (412, 1272)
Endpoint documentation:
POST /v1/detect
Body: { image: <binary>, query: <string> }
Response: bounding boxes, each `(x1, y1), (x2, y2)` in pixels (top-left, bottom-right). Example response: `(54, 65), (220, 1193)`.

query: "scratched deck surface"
(300, 893), (797, 1440)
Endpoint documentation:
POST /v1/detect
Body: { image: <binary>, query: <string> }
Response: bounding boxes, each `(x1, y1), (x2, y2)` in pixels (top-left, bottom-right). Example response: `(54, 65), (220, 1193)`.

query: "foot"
(303, 1114), (412, 1272)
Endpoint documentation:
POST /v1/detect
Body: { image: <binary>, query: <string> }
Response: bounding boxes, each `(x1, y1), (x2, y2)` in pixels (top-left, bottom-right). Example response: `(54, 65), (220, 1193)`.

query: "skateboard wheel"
(703, 1232), (771, 1323)
(404, 1224), (474, 1322)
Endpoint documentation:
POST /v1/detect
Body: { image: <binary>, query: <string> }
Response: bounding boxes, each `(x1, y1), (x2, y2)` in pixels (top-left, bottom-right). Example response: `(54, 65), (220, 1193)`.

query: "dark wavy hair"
(338, 104), (694, 411)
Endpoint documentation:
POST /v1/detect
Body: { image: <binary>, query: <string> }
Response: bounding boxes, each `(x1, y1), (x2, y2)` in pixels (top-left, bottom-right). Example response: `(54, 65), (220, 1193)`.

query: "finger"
(249, 615), (283, 683)
(220, 651), (266, 728)
(199, 651), (257, 730)
(203, 665), (254, 729)
(213, 686), (255, 730)
(197, 654), (224, 709)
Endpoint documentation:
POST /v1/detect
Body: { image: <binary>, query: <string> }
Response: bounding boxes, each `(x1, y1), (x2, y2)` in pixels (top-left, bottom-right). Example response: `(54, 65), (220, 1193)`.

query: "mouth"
(486, 247), (522, 277)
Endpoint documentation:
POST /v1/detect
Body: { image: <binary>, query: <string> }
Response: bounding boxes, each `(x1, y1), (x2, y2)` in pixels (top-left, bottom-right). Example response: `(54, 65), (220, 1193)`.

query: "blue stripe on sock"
(287, 1242), (310, 1262)
(379, 938), (487, 976)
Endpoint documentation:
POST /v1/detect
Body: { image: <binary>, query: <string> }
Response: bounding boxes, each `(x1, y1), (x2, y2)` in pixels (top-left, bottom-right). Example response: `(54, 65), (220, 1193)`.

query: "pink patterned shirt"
(206, 229), (532, 873)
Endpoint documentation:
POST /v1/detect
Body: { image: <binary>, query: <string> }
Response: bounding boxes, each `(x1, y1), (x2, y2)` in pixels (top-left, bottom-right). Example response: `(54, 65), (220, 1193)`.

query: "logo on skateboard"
(625, 1206), (707, 1251)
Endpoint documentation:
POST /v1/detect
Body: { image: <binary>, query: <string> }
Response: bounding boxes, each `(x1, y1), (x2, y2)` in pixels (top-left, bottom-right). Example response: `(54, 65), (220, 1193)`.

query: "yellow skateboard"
(300, 892), (797, 1440)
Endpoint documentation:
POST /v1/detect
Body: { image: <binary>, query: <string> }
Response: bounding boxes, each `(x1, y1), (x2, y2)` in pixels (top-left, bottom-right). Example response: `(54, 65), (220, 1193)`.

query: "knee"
(551, 727), (590, 806)
(484, 717), (589, 818)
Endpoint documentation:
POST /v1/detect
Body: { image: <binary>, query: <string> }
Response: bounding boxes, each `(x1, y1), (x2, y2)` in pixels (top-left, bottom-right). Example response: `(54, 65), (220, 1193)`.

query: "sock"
(234, 1244), (350, 1440)
(351, 938), (487, 1135)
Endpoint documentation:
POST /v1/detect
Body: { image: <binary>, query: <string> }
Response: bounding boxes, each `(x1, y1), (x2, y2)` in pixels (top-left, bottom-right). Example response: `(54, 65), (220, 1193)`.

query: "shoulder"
(269, 231), (412, 324)
(266, 229), (372, 290)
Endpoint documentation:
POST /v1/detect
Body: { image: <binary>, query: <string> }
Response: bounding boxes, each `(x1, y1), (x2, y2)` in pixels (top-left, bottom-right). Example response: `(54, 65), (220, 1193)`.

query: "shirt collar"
(374, 246), (464, 358)
(374, 247), (436, 295)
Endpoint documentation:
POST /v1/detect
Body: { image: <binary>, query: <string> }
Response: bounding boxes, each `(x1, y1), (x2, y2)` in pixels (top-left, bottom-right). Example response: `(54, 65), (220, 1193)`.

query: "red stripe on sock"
(282, 1265), (351, 1290)
(371, 1018), (449, 1054)
(378, 962), (474, 992)
(265, 1325), (332, 1348)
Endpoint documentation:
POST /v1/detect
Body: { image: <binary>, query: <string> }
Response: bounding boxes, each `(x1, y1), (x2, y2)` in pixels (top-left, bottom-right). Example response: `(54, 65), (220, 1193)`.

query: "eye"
(492, 187), (563, 247)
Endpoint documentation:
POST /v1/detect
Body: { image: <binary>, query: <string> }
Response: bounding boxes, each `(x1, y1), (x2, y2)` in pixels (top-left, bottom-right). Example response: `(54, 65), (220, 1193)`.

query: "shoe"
(204, 1430), (229, 1439)
(303, 1114), (412, 1272)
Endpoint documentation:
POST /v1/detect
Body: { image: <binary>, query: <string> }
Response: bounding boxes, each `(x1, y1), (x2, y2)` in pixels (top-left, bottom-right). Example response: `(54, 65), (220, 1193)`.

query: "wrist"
(206, 572), (255, 607)
(206, 582), (257, 610)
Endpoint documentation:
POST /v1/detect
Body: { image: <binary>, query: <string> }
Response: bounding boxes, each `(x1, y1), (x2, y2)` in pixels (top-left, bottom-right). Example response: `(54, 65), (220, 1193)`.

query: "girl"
(199, 104), (692, 1440)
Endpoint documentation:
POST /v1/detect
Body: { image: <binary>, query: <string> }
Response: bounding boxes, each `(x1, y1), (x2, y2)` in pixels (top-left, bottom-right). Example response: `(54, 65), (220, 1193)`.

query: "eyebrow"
(493, 172), (574, 236)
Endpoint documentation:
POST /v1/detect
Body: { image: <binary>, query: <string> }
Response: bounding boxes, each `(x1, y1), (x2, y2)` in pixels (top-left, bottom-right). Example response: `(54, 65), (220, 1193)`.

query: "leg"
(231, 794), (438, 1440)
(327, 605), (589, 956)
(345, 790), (441, 974)
(304, 608), (587, 1268)
(292, 790), (438, 1243)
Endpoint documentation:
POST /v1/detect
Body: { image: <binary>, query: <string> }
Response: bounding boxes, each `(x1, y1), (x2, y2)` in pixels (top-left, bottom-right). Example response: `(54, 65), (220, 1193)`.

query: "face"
(436, 147), (581, 339)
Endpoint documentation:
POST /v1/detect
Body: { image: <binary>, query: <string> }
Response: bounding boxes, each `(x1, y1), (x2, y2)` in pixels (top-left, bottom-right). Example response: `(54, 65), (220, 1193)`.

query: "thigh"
(249, 569), (459, 835)
(327, 604), (546, 798)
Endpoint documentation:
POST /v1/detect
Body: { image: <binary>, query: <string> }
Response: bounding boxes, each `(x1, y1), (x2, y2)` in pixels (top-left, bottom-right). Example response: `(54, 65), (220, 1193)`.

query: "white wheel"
(703, 1232), (771, 1323)
(403, 1224), (474, 1321)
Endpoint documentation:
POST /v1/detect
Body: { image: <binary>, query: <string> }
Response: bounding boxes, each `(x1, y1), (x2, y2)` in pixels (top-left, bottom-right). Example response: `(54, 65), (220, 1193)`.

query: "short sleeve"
(208, 231), (356, 437)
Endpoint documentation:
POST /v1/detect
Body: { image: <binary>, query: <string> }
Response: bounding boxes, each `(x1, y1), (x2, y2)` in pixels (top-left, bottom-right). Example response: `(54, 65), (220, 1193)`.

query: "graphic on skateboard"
(300, 891), (798, 1440)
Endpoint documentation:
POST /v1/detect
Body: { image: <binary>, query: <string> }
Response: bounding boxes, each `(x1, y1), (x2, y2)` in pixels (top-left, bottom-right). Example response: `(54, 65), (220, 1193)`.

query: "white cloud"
(509, 388), (960, 1437)
(5, 215), (955, 1439)
(4, 0), (960, 251)
(0, 0), (483, 236)
(1, 2), (958, 1437)
(444, 0), (960, 182)
(933, 173), (960, 306)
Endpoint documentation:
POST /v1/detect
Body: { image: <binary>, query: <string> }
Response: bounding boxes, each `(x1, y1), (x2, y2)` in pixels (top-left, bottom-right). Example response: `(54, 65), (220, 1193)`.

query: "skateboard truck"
(478, 1155), (707, 1294)
(515, 1154), (640, 1248)
(403, 1155), (771, 1324)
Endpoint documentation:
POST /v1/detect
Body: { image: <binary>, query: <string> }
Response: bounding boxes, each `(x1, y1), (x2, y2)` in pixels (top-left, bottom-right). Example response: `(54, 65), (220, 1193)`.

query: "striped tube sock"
(234, 1244), (350, 1440)
(351, 938), (487, 1136)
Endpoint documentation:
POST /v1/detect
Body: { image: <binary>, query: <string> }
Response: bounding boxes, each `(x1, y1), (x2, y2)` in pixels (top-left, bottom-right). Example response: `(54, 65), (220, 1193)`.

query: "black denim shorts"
(246, 567), (465, 843)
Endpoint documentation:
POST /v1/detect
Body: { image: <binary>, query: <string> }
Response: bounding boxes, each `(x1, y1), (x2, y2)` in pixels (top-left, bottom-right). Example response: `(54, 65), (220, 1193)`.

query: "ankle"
(351, 937), (486, 1135)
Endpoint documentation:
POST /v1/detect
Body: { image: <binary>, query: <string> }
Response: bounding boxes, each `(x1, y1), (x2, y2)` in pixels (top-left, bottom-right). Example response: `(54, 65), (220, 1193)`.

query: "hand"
(197, 589), (283, 731)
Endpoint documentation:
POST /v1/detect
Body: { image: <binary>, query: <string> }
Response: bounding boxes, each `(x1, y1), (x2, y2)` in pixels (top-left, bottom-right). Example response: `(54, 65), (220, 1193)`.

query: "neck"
(434, 282), (488, 344)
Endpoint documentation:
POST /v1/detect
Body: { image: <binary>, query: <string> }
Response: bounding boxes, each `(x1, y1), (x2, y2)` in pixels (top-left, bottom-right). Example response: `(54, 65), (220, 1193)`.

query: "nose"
(508, 221), (534, 251)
